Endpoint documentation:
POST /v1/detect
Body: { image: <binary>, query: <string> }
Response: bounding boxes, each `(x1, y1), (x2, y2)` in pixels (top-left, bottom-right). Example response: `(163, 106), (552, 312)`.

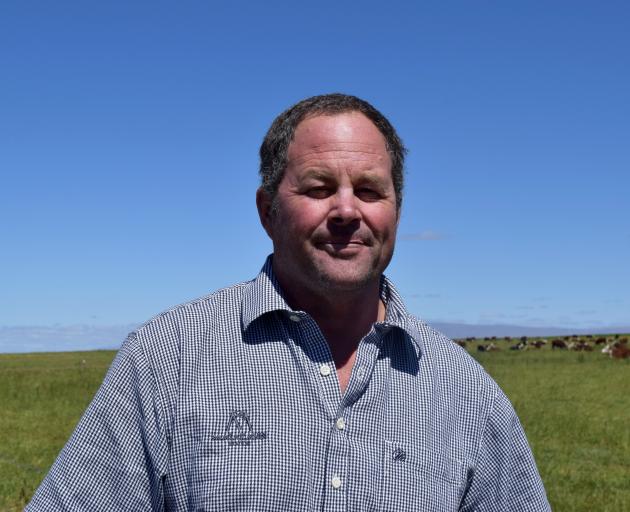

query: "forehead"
(288, 112), (389, 162)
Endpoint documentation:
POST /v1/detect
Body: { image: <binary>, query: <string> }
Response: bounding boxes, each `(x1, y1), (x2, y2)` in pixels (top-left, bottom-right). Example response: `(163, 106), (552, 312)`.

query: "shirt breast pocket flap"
(382, 440), (468, 510)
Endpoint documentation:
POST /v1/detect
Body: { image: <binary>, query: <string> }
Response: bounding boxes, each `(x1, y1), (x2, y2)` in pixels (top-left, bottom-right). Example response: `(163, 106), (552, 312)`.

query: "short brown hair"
(259, 93), (407, 209)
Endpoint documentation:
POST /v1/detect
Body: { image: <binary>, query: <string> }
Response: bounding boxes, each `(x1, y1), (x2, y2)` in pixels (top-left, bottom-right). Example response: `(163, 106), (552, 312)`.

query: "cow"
(595, 337), (607, 345)
(612, 344), (630, 359)
(552, 339), (568, 350)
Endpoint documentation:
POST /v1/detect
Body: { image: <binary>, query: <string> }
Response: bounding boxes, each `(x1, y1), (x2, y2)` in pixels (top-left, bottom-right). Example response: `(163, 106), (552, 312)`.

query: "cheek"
(282, 202), (329, 234)
(366, 207), (398, 235)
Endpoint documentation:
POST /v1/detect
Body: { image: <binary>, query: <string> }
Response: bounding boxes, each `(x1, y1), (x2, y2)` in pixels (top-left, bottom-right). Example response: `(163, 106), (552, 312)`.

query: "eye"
(306, 187), (332, 199)
(356, 187), (381, 201)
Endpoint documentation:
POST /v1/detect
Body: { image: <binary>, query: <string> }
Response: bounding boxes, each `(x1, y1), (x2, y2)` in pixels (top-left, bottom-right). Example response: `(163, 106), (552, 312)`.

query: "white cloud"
(400, 230), (446, 241)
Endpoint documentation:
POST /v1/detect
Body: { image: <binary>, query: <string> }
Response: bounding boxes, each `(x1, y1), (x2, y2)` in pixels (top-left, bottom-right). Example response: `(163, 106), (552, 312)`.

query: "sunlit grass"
(1, 340), (629, 511)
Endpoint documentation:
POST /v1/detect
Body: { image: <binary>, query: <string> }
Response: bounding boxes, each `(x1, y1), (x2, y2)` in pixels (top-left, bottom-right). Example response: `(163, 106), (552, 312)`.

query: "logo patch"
(392, 447), (407, 462)
(211, 410), (267, 446)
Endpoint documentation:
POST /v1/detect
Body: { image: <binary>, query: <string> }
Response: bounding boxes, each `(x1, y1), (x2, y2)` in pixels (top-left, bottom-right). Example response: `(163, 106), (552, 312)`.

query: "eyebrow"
(299, 170), (331, 181)
(295, 170), (345, 187)
(299, 170), (386, 184)
(356, 174), (387, 187)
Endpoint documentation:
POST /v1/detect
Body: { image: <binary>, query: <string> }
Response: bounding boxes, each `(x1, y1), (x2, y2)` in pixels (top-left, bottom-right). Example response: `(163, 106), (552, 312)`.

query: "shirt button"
(331, 476), (342, 489)
(335, 417), (346, 430)
(289, 314), (300, 322)
(319, 364), (331, 377)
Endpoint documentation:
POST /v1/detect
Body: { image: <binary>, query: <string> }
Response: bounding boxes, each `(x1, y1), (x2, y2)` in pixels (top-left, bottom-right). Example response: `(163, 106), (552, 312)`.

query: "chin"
(317, 251), (388, 279)
(313, 267), (380, 292)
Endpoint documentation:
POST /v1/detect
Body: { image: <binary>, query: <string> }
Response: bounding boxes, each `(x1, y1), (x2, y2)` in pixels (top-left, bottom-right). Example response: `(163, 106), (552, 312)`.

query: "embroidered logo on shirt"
(211, 410), (268, 446)
(392, 447), (407, 462)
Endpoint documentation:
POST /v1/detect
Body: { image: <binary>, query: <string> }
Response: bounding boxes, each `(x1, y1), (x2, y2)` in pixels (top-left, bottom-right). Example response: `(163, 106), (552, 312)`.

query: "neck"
(275, 269), (386, 368)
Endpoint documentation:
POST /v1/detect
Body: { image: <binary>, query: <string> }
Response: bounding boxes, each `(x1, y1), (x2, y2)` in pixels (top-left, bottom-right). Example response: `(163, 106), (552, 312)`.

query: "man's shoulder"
(405, 315), (501, 395)
(131, 279), (253, 344)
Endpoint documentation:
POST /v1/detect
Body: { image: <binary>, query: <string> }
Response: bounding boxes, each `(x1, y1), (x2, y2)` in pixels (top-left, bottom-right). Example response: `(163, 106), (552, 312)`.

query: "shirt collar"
(241, 254), (423, 356)
(377, 274), (423, 357)
(241, 255), (291, 331)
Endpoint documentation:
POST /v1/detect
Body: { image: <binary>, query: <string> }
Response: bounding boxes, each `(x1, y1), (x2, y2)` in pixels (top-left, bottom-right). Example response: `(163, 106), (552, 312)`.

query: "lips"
(315, 238), (371, 250)
(313, 231), (373, 246)
(313, 238), (372, 260)
(322, 240), (364, 246)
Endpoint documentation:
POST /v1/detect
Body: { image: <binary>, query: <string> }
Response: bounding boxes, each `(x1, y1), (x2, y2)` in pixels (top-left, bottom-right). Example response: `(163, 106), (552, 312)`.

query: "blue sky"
(2, 1), (629, 352)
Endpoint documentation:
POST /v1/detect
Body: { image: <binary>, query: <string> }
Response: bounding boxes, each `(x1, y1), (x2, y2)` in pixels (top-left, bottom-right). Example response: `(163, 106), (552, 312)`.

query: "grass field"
(1, 338), (629, 511)
(0, 351), (114, 511)
(473, 343), (630, 511)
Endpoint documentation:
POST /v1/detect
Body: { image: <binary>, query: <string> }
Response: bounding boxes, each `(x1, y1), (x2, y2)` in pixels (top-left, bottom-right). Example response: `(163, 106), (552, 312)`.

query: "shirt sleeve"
(460, 389), (552, 512)
(26, 333), (169, 511)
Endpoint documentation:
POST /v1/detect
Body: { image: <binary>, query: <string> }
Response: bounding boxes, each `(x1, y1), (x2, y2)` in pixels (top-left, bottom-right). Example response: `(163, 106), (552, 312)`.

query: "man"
(27, 94), (550, 511)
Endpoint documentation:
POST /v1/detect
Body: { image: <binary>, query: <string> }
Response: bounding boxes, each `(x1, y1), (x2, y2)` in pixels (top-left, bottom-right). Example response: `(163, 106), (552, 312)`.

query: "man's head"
(257, 95), (406, 301)
(259, 93), (406, 210)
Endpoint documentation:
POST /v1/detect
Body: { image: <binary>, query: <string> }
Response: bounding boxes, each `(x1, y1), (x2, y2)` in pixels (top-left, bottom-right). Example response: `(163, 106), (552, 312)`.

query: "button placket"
(320, 363), (332, 377)
(283, 311), (350, 510)
(324, 426), (349, 511)
(285, 313), (339, 416)
(342, 330), (383, 407)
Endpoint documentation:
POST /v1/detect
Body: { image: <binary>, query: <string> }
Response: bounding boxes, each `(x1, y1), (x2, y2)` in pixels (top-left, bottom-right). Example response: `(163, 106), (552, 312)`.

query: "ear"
(256, 187), (274, 239)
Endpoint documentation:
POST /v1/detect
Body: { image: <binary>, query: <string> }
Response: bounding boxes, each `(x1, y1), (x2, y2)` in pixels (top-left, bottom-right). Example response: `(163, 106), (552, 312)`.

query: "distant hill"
(0, 324), (134, 353)
(429, 322), (630, 339)
(1, 322), (629, 353)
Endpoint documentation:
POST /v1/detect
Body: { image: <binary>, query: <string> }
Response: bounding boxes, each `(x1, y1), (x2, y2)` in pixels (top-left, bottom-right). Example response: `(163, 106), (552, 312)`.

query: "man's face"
(257, 111), (399, 296)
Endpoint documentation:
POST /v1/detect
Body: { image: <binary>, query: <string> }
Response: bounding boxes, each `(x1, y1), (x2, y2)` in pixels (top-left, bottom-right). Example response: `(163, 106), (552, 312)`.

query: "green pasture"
(1, 338), (629, 511)
(472, 342), (630, 511)
(0, 351), (114, 511)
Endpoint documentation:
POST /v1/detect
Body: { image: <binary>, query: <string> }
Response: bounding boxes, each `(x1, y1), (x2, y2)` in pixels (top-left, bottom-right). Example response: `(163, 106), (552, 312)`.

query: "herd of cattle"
(454, 334), (630, 359)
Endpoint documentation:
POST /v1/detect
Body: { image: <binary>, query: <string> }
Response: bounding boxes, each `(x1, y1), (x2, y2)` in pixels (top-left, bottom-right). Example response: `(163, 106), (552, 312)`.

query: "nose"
(328, 189), (361, 225)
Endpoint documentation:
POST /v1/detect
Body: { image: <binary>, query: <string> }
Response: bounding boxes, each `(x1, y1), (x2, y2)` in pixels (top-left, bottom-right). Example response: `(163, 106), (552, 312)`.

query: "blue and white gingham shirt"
(27, 256), (550, 511)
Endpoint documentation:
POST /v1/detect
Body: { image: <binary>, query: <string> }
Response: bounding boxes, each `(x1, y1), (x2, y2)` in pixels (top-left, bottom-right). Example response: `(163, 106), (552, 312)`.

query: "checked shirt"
(27, 256), (551, 511)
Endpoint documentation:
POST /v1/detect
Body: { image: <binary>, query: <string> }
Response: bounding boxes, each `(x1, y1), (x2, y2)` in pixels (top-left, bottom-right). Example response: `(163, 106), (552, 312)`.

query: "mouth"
(316, 240), (369, 255)
(328, 239), (363, 244)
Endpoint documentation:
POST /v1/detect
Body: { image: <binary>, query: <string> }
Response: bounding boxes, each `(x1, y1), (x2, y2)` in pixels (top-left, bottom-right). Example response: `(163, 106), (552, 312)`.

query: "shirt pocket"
(188, 435), (309, 512)
(380, 440), (468, 512)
